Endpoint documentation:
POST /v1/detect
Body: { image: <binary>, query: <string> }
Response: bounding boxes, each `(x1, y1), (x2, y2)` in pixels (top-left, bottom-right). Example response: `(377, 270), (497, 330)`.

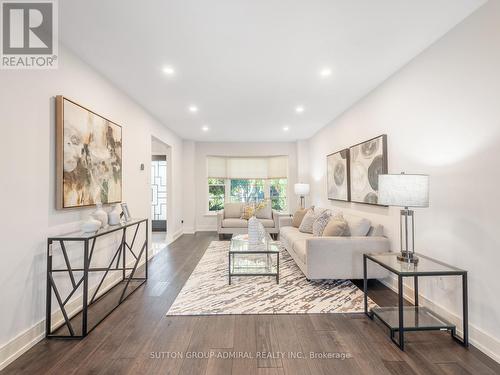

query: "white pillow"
(256, 203), (272, 219)
(298, 209), (317, 234)
(346, 216), (371, 236)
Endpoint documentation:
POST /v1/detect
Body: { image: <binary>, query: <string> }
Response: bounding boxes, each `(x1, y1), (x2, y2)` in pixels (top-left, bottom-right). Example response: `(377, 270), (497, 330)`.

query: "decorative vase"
(92, 203), (108, 228)
(248, 216), (266, 248)
(108, 204), (121, 226)
(81, 218), (101, 233)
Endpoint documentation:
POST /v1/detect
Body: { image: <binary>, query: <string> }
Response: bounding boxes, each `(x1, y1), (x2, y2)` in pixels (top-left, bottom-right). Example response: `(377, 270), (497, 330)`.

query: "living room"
(1, 0), (500, 374)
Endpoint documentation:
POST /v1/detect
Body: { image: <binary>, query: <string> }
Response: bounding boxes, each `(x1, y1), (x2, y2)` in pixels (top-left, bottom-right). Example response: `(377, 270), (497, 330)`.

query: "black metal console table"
(46, 218), (148, 339)
(363, 252), (468, 351)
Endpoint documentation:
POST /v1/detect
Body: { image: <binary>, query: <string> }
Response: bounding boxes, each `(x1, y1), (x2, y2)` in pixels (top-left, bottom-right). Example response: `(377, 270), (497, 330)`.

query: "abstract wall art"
(349, 135), (387, 205)
(56, 96), (122, 209)
(327, 149), (350, 202)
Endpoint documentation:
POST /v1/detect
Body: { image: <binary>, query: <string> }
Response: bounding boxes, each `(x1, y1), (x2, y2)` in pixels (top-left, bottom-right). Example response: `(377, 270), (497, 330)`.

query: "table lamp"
(294, 183), (310, 209)
(378, 173), (429, 264)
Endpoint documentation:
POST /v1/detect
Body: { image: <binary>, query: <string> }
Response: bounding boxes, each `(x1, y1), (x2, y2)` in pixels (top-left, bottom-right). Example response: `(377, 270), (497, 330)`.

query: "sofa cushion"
(291, 208), (308, 228)
(280, 226), (313, 243)
(298, 209), (316, 234)
(312, 210), (332, 236)
(345, 216), (371, 236)
(259, 219), (275, 228)
(224, 203), (243, 218)
(222, 218), (248, 228)
(322, 217), (349, 236)
(256, 203), (272, 219)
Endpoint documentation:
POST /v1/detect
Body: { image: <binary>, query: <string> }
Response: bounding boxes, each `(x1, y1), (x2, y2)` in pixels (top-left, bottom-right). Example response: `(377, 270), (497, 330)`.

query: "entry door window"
(151, 157), (167, 222)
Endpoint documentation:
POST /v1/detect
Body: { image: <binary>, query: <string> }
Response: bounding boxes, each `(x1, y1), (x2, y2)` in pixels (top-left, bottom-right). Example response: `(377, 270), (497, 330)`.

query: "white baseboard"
(0, 249), (156, 371)
(380, 277), (500, 364)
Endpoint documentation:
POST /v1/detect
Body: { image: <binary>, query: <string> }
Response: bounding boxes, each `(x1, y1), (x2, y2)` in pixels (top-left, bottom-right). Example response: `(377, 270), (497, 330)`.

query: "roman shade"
(207, 156), (288, 179)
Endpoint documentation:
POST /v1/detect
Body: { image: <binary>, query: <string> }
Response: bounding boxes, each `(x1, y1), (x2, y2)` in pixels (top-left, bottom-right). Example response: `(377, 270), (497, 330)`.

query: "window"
(269, 178), (287, 211)
(207, 178), (288, 212)
(208, 178), (225, 211)
(207, 156), (288, 213)
(230, 179), (265, 203)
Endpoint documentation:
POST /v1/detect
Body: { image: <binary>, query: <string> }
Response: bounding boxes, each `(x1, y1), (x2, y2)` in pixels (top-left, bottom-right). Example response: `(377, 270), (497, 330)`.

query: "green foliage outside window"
(208, 178), (225, 211)
(270, 178), (287, 211)
(208, 178), (287, 212)
(230, 179), (265, 203)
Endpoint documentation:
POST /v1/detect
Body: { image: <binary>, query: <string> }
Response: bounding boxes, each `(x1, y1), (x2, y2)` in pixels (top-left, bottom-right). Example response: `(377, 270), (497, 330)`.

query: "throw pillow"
(224, 203), (243, 218)
(240, 204), (255, 220)
(346, 216), (371, 236)
(312, 210), (332, 236)
(298, 208), (317, 234)
(322, 217), (349, 237)
(255, 201), (272, 219)
(292, 208), (307, 228)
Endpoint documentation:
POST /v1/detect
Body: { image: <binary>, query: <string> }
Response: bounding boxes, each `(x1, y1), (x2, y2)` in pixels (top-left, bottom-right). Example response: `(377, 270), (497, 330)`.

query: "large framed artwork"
(56, 96), (122, 209)
(327, 149), (350, 202)
(349, 134), (387, 205)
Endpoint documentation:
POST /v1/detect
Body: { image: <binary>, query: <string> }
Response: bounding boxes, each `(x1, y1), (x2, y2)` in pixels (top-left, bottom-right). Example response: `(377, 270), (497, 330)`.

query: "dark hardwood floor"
(3, 232), (499, 375)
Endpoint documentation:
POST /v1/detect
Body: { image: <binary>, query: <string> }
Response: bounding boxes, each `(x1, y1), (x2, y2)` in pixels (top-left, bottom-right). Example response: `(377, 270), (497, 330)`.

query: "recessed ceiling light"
(283, 126), (290, 132)
(202, 125), (209, 132)
(162, 65), (175, 75)
(319, 67), (332, 77)
(188, 105), (198, 113)
(295, 106), (305, 113)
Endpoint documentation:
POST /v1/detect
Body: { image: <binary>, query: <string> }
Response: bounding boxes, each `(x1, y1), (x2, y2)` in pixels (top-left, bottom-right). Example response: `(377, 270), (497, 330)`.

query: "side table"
(363, 252), (468, 351)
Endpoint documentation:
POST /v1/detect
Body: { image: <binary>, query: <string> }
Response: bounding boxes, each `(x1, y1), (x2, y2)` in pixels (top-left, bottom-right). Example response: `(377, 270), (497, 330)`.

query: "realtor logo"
(1, 0), (58, 69)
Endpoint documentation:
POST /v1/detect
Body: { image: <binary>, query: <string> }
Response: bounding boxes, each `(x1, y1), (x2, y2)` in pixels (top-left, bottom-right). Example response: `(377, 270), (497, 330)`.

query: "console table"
(46, 218), (148, 339)
(363, 252), (468, 350)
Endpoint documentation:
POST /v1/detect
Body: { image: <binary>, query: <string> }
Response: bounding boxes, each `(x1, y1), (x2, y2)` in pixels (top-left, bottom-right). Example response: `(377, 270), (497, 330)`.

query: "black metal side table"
(363, 252), (468, 351)
(46, 218), (148, 339)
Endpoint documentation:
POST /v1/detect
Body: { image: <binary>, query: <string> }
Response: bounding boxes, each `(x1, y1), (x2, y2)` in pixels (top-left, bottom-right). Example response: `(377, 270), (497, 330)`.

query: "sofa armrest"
(279, 216), (293, 228)
(272, 210), (280, 230)
(217, 210), (224, 232)
(305, 236), (391, 279)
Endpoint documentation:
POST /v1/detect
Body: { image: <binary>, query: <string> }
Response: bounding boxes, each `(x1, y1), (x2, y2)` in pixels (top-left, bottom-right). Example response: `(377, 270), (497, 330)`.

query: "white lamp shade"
(378, 174), (429, 207)
(294, 183), (310, 196)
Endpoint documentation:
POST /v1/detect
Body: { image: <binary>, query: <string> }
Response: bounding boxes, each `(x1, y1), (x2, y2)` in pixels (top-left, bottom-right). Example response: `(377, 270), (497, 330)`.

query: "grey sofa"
(279, 212), (390, 280)
(217, 202), (280, 239)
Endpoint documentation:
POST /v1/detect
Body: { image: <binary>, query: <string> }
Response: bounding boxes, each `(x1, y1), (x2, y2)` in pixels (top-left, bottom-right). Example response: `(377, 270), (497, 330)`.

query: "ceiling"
(60, 0), (484, 142)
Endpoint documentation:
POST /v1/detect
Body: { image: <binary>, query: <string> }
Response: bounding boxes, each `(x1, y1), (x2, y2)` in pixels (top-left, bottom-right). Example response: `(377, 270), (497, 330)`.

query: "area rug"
(167, 241), (376, 315)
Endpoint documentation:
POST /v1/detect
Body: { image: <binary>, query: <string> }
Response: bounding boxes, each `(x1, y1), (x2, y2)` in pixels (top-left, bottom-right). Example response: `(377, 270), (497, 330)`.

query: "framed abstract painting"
(349, 134), (388, 205)
(327, 148), (350, 202)
(56, 96), (122, 209)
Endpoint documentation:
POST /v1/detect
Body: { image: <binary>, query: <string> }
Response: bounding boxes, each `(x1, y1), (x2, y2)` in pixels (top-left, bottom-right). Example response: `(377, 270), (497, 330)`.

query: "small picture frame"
(121, 203), (131, 221)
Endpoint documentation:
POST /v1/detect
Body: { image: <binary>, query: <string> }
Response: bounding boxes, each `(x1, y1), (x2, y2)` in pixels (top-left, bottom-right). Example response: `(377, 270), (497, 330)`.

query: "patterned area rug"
(167, 241), (376, 315)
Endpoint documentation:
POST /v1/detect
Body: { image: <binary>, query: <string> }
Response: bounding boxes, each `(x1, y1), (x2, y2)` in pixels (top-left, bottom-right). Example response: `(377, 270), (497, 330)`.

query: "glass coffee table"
(229, 234), (280, 284)
(363, 252), (468, 351)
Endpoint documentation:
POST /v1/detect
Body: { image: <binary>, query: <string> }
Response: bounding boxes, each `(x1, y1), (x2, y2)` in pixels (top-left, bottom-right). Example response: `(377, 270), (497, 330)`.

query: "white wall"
(0, 47), (184, 364)
(184, 142), (300, 231)
(305, 0), (500, 360)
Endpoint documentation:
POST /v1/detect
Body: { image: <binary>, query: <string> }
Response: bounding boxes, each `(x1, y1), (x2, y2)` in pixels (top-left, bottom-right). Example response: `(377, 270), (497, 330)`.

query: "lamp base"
(397, 251), (419, 264)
